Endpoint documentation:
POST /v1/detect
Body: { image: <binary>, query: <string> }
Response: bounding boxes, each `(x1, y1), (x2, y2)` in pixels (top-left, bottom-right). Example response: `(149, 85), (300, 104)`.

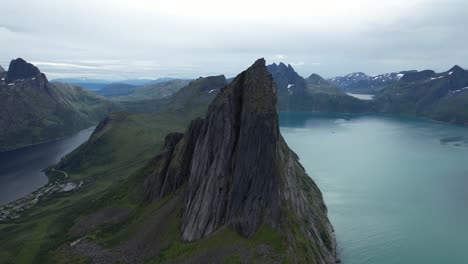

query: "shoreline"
(0, 168), (83, 222)
(0, 126), (96, 153)
(0, 127), (94, 208)
(280, 110), (468, 128)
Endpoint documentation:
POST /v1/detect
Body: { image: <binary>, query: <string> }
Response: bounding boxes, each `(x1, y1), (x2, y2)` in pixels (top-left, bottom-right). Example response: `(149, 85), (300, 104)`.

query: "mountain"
(0, 65), (6, 73)
(48, 58), (336, 263)
(113, 79), (191, 101)
(266, 62), (304, 94)
(268, 63), (372, 112)
(0, 58), (120, 151)
(375, 65), (468, 124)
(121, 75), (226, 114)
(95, 83), (137, 97)
(53, 78), (183, 91)
(305, 73), (346, 95)
(329, 71), (415, 94)
(51, 78), (115, 91)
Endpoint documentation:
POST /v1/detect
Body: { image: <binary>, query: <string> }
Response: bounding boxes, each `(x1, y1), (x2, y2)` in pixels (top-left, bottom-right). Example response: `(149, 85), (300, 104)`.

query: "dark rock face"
(6, 58), (41, 83)
(182, 58), (281, 240)
(144, 59), (337, 263)
(144, 119), (204, 201)
(267, 62), (306, 95)
(143, 132), (184, 201)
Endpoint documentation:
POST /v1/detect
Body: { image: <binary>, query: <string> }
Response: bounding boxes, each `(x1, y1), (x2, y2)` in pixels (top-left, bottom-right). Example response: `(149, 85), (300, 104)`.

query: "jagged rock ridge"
(144, 59), (337, 263)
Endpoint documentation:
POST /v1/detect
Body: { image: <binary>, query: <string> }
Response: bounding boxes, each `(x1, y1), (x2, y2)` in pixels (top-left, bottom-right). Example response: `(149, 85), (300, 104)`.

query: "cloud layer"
(0, 0), (466, 79)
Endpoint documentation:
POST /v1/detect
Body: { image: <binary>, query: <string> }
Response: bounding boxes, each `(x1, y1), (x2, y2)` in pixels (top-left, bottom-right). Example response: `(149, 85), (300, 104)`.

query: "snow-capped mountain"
(329, 71), (415, 94)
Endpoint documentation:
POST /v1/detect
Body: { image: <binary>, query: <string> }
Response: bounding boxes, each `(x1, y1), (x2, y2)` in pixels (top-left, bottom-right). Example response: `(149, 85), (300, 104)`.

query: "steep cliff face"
(144, 59), (337, 263)
(182, 59), (281, 241)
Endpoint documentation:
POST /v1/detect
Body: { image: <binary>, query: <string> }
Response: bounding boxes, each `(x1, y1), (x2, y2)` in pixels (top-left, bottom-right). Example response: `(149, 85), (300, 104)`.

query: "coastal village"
(0, 169), (82, 222)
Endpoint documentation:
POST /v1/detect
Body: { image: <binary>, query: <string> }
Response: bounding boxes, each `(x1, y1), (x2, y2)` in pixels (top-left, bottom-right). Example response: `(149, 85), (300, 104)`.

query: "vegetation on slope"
(375, 65), (468, 125)
(0, 59), (121, 152)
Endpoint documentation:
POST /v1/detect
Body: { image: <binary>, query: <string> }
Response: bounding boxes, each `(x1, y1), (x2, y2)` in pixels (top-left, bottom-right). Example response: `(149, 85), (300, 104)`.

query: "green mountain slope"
(0, 59), (337, 264)
(121, 75), (226, 114)
(114, 79), (191, 101)
(375, 65), (468, 124)
(95, 83), (137, 98)
(0, 58), (121, 151)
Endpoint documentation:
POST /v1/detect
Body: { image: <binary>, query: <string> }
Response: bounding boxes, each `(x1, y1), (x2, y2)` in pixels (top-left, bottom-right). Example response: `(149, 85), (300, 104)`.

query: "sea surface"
(346, 93), (374, 100)
(280, 112), (468, 264)
(0, 128), (94, 205)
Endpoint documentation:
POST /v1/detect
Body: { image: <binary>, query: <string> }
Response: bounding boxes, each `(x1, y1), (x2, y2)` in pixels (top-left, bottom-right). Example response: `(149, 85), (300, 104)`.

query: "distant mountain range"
(329, 70), (416, 94)
(267, 63), (372, 113)
(0, 58), (120, 151)
(96, 79), (191, 101)
(375, 65), (468, 124)
(52, 77), (185, 91)
(121, 75), (226, 114)
(2, 58), (468, 152)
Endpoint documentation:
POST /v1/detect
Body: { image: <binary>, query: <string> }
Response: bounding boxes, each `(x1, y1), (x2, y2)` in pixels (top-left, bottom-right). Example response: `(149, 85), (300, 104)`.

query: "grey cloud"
(0, 0), (466, 79)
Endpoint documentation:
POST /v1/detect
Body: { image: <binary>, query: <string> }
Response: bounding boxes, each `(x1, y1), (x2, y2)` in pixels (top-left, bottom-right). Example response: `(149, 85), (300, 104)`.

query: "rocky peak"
(267, 62), (304, 93)
(182, 58), (280, 240)
(143, 58), (337, 263)
(0, 65), (5, 73)
(6, 58), (41, 83)
(307, 73), (327, 83)
(449, 65), (464, 73)
(188, 75), (226, 92)
(446, 65), (468, 90)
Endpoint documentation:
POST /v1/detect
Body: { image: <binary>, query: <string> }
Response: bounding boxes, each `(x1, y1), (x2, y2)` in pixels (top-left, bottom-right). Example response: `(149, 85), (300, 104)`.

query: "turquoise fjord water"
(280, 112), (468, 264)
(0, 128), (94, 205)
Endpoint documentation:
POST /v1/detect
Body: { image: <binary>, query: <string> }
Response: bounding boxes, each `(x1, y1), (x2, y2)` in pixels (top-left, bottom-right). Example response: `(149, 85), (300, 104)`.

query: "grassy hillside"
(95, 83), (137, 98)
(0, 71), (230, 263)
(0, 62), (333, 264)
(114, 79), (190, 101)
(121, 75), (226, 114)
(0, 77), (120, 152)
(0, 111), (190, 263)
(375, 66), (468, 125)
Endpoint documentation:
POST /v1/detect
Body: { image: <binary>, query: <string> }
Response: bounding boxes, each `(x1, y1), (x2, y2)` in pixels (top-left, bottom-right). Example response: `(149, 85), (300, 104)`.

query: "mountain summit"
(143, 58), (337, 262)
(5, 58), (41, 83)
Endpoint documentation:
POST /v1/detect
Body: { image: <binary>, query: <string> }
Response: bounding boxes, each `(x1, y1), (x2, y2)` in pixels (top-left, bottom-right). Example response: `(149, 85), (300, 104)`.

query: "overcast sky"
(0, 0), (467, 80)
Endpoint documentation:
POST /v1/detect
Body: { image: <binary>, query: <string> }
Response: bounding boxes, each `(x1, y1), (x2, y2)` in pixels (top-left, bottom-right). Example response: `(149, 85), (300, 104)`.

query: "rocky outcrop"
(0, 65), (5, 73)
(144, 59), (337, 263)
(5, 58), (41, 83)
(267, 62), (305, 94)
(144, 118), (204, 201)
(182, 58), (281, 241)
